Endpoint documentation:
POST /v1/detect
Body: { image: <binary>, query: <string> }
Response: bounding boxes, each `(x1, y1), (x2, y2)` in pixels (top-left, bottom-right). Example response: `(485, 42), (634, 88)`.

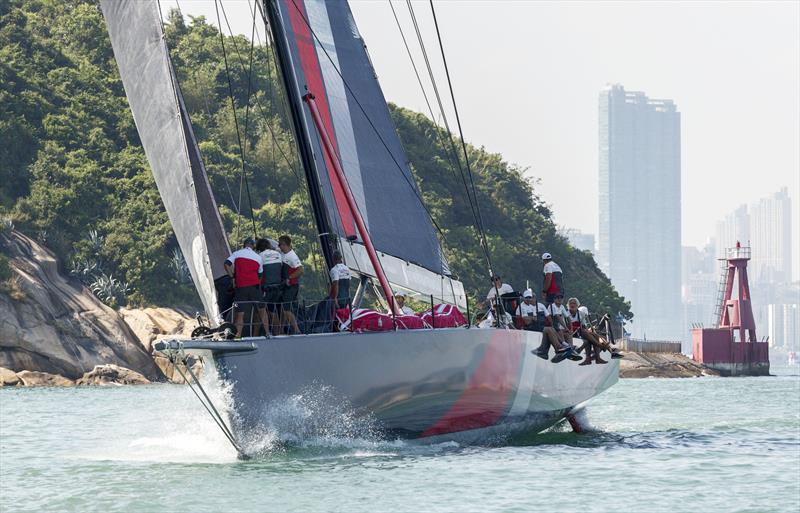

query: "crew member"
(278, 235), (303, 334)
(486, 275), (514, 302)
(532, 292), (580, 362)
(392, 291), (414, 316)
(566, 297), (609, 366)
(515, 289), (546, 331)
(223, 237), (270, 338)
(541, 252), (564, 306)
(256, 238), (284, 335)
(328, 250), (351, 309)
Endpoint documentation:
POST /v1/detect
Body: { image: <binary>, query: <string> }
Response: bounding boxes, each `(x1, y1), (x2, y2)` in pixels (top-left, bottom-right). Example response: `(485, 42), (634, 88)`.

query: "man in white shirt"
(515, 289), (546, 331)
(278, 235), (303, 334)
(390, 290), (415, 316)
(328, 251), (352, 309)
(541, 252), (564, 306)
(486, 275), (514, 303)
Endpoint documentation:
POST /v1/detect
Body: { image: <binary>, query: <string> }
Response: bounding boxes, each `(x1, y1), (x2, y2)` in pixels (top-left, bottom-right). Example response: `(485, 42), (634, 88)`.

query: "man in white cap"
(541, 252), (564, 306)
(515, 289), (546, 331)
(390, 290), (415, 316)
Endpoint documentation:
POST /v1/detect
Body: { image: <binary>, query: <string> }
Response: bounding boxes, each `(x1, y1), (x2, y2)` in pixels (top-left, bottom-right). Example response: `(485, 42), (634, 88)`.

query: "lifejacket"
(260, 249), (283, 289)
(567, 310), (583, 332)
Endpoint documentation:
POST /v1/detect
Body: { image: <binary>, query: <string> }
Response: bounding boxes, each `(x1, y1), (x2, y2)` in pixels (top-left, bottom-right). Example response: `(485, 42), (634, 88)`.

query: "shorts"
(280, 284), (300, 311)
(262, 285), (283, 313)
(234, 286), (263, 313)
(545, 292), (562, 305)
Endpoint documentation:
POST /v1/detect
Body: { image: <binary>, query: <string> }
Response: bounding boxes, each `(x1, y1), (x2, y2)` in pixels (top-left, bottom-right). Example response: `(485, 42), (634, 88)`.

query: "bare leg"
(256, 307), (270, 336)
(234, 312), (245, 338)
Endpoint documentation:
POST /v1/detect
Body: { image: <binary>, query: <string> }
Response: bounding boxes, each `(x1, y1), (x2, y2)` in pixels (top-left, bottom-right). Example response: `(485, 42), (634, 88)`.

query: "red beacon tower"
(692, 242), (769, 376)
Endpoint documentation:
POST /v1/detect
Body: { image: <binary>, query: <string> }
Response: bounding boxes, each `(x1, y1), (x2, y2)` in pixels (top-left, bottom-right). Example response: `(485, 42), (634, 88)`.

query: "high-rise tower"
(598, 84), (682, 340)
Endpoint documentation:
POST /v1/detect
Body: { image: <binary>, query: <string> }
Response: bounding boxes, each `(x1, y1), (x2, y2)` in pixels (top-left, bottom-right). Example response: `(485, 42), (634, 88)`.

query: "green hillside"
(0, 0), (631, 318)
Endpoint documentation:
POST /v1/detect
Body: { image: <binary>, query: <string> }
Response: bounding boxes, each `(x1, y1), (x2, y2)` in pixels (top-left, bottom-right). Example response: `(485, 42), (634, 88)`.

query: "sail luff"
(260, 0), (335, 269)
(101, 0), (230, 320)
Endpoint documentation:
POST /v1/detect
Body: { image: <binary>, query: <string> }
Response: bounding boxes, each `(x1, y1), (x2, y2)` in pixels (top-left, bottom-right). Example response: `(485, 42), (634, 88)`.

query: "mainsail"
(263, 0), (465, 306)
(102, 1), (230, 320)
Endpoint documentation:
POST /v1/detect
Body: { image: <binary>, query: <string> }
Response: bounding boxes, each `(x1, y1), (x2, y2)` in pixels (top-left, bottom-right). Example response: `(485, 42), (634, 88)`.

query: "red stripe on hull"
(286, 0), (355, 237)
(421, 331), (523, 437)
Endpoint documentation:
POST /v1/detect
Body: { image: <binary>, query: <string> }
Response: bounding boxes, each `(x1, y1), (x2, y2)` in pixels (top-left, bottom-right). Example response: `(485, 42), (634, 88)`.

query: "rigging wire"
(427, 0), (494, 275)
(214, 0), (258, 241)
(403, 0), (489, 270)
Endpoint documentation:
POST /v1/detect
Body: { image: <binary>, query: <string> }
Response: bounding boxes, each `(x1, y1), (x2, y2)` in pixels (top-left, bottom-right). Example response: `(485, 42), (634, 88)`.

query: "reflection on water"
(0, 368), (798, 512)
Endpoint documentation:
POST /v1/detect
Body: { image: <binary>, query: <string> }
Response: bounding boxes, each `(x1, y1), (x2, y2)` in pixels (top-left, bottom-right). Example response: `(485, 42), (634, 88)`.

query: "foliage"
(0, 253), (11, 282)
(0, 1), (631, 318)
(89, 272), (129, 308)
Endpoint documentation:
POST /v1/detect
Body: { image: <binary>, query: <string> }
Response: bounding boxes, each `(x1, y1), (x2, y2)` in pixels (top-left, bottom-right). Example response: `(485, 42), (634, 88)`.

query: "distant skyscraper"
(598, 84), (682, 340)
(714, 188), (792, 283)
(715, 204), (750, 256)
(562, 228), (596, 255)
(749, 187), (792, 284)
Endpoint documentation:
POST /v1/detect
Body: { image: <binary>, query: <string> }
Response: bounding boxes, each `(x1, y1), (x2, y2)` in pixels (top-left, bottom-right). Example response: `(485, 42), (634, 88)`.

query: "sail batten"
(101, 0), (230, 320)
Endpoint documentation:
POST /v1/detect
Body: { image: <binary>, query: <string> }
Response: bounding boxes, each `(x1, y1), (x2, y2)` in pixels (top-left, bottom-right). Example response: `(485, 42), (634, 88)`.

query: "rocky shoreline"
(0, 230), (199, 387)
(618, 351), (720, 378)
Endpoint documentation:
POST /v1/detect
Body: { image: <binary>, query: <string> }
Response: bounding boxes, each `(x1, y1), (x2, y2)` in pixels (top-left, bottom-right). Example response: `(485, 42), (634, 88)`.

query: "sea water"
(1, 368), (798, 512)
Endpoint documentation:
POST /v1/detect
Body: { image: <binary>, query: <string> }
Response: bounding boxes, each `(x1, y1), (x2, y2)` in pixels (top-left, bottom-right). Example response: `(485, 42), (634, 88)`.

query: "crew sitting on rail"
(565, 297), (611, 366)
(391, 290), (414, 316)
(478, 301), (513, 328)
(256, 238), (284, 335)
(531, 292), (581, 362)
(547, 294), (572, 344)
(541, 252), (564, 306)
(224, 237), (270, 338)
(328, 250), (352, 309)
(515, 289), (546, 331)
(278, 235), (303, 335)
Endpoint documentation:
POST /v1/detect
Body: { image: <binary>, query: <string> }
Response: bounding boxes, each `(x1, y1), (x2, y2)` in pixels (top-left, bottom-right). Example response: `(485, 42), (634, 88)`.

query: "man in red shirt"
(224, 238), (270, 338)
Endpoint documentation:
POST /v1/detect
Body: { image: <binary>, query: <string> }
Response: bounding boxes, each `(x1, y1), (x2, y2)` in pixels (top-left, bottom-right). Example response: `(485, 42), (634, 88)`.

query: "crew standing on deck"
(541, 252), (564, 306)
(278, 235), (303, 334)
(256, 238), (284, 335)
(328, 250), (351, 309)
(224, 237), (270, 338)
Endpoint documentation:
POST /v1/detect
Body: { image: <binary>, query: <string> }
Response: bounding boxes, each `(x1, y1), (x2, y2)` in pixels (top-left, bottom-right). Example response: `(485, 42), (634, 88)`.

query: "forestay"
(101, 0), (230, 320)
(266, 0), (465, 307)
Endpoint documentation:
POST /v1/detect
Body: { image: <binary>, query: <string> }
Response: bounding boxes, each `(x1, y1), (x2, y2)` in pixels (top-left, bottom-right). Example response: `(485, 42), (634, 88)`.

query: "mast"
(258, 0), (334, 270)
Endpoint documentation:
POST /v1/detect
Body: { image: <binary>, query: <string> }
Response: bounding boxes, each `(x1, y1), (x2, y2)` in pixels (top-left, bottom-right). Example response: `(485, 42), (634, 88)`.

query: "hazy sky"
(164, 0), (799, 274)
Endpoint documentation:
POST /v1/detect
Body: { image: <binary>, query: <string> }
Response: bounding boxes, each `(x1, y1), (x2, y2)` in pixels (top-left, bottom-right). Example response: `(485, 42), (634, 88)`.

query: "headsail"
(264, 0), (465, 306)
(101, 0), (230, 320)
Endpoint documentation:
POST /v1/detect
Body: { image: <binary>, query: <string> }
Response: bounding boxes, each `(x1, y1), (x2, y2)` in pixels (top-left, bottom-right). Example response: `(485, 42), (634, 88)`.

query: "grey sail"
(264, 0), (464, 306)
(101, 0), (230, 320)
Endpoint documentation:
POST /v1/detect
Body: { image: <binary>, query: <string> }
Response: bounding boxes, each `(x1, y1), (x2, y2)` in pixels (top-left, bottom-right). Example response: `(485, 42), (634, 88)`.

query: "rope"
(171, 354), (248, 459)
(428, 0), (495, 276)
(214, 0), (258, 241)
(402, 0), (488, 272)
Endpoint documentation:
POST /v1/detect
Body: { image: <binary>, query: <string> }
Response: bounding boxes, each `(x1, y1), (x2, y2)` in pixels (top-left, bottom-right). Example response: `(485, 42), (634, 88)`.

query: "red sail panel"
(286, 0), (356, 238)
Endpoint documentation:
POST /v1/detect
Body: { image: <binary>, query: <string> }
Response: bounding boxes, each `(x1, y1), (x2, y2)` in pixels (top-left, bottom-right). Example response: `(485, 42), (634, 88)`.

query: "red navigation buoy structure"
(692, 242), (769, 376)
